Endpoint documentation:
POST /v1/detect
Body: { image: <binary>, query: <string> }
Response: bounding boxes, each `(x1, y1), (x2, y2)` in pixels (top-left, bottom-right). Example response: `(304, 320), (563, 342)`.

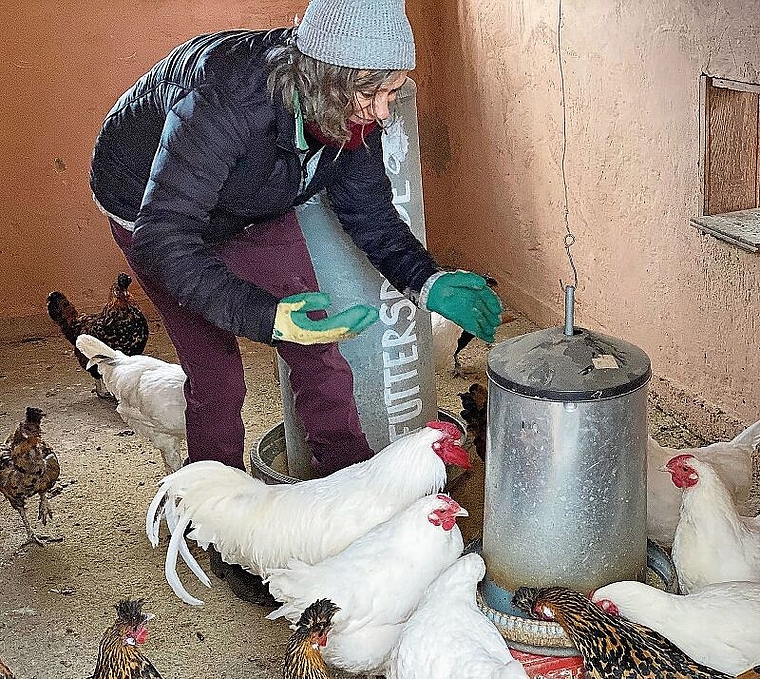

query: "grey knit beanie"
(296, 0), (415, 70)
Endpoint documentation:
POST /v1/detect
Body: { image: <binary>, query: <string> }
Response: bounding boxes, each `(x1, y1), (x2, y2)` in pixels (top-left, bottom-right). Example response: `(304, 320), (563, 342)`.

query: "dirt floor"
(0, 310), (754, 678)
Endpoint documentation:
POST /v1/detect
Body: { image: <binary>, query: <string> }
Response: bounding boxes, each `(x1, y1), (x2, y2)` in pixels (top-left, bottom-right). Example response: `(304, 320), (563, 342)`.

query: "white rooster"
(266, 494), (468, 675)
(665, 454), (760, 593)
(592, 580), (760, 674)
(647, 421), (759, 547)
(146, 422), (471, 605)
(76, 334), (187, 473)
(386, 553), (528, 679)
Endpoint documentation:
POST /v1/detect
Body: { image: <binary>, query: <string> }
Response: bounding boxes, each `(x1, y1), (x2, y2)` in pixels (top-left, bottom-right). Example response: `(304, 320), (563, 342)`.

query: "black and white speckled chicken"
(432, 274), (510, 376)
(47, 273), (149, 398)
(0, 407), (61, 545)
(92, 599), (163, 679)
(458, 383), (488, 462)
(512, 586), (738, 679)
(283, 599), (340, 679)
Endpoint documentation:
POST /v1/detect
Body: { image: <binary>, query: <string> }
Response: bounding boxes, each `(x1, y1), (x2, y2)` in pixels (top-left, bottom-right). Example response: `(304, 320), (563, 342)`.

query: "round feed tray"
(251, 409), (467, 485)
(468, 538), (678, 656)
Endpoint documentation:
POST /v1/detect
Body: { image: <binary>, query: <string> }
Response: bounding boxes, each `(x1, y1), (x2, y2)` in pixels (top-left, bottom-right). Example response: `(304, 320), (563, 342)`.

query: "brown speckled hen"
(47, 272), (149, 397)
(0, 656), (15, 679)
(93, 599), (162, 679)
(512, 586), (734, 678)
(738, 667), (760, 679)
(283, 599), (340, 679)
(0, 407), (61, 545)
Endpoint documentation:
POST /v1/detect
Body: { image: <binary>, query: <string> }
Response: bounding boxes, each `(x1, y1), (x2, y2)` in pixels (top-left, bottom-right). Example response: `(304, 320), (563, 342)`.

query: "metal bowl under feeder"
(473, 538), (678, 656)
(251, 409), (469, 486)
(476, 287), (678, 658)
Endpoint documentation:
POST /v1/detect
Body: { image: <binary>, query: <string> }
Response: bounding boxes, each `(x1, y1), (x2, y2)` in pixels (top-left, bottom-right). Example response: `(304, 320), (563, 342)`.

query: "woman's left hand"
(424, 271), (502, 342)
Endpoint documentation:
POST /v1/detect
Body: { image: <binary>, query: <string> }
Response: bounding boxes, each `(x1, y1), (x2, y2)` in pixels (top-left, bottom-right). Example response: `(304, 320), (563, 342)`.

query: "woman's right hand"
(272, 292), (379, 344)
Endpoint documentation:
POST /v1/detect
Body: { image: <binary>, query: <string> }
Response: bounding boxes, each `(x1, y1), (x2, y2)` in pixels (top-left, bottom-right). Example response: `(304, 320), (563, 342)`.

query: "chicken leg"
(94, 376), (114, 399)
(14, 502), (62, 546)
(38, 492), (52, 524)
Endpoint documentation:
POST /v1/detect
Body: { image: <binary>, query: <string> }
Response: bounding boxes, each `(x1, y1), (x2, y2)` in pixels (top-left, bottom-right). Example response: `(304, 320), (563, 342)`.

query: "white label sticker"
(593, 354), (619, 370)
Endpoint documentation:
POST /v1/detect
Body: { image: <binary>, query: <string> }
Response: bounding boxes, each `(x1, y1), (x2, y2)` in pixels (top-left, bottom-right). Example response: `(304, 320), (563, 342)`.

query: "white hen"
(647, 421), (759, 547)
(432, 312), (463, 373)
(146, 422), (470, 605)
(666, 454), (760, 593)
(592, 580), (760, 674)
(266, 494), (468, 675)
(386, 553), (528, 679)
(76, 334), (187, 473)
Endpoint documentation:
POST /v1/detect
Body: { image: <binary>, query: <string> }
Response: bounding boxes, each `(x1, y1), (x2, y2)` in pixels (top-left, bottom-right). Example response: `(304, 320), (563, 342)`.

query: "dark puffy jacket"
(91, 29), (439, 344)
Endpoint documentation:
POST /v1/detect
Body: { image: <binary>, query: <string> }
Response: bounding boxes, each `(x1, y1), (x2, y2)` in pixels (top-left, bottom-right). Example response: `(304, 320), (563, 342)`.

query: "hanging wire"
(557, 0), (579, 292)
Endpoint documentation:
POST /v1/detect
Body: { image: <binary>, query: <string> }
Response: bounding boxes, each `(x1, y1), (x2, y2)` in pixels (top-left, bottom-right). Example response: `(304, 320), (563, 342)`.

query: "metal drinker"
(481, 288), (651, 650)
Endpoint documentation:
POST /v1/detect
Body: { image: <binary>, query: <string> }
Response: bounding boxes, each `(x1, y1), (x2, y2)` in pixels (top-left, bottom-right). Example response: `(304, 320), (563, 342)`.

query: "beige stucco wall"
(3, 0), (759, 425)
(420, 0), (760, 426)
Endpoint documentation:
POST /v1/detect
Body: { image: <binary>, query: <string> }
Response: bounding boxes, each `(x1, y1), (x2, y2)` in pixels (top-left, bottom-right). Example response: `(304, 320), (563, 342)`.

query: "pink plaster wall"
(1, 0), (440, 323)
(1, 1), (302, 320)
(421, 1), (760, 425)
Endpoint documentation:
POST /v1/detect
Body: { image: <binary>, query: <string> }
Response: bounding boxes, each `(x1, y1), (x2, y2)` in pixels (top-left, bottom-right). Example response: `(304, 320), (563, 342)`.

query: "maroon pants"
(110, 211), (372, 475)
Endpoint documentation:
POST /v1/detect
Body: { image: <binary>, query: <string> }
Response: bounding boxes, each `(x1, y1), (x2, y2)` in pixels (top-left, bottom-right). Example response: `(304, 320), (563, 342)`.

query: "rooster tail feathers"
(46, 291), (80, 344)
(146, 483), (169, 547)
(731, 419), (760, 449)
(146, 474), (212, 606)
(165, 513), (209, 606)
(163, 500), (211, 589)
(145, 467), (191, 546)
(146, 462), (257, 606)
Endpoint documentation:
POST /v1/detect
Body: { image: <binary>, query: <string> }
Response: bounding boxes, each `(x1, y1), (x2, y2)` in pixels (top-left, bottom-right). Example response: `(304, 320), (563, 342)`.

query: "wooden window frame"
(691, 75), (760, 252)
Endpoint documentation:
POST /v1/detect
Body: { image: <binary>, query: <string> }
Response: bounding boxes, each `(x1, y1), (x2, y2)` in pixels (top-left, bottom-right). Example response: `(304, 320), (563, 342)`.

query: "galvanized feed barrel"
(278, 79), (437, 480)
(482, 326), (651, 599)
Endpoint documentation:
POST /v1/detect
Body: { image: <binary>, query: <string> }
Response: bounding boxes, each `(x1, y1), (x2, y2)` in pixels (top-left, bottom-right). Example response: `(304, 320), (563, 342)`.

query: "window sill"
(690, 208), (760, 252)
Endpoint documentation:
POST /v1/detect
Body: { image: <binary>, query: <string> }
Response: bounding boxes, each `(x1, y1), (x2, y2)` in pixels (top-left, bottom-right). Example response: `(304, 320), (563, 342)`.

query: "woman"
(91, 0), (501, 478)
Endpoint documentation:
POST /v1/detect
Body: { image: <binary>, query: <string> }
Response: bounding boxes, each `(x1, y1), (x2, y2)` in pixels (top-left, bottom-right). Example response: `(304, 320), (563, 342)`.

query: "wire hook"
(556, 0), (579, 294)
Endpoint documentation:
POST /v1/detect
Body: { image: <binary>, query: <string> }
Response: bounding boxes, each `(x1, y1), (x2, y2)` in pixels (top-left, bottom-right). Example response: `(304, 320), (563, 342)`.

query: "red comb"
(667, 453), (695, 467)
(426, 420), (462, 439)
(436, 493), (460, 508)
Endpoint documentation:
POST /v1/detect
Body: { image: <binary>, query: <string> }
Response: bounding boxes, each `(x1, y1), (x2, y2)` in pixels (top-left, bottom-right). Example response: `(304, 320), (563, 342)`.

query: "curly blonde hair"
(267, 29), (403, 145)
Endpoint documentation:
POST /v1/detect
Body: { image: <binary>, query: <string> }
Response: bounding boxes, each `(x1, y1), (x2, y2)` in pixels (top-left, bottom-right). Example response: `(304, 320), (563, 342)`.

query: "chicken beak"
(455, 506), (469, 518)
(657, 464), (670, 473)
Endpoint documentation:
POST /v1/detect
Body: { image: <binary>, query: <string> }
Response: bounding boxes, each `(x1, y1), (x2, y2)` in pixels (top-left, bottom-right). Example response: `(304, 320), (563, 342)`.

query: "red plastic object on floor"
(512, 649), (585, 678)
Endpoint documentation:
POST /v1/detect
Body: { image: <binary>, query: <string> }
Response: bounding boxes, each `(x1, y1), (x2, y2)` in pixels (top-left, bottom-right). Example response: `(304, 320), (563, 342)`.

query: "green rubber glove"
(425, 271), (502, 342)
(272, 292), (379, 345)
